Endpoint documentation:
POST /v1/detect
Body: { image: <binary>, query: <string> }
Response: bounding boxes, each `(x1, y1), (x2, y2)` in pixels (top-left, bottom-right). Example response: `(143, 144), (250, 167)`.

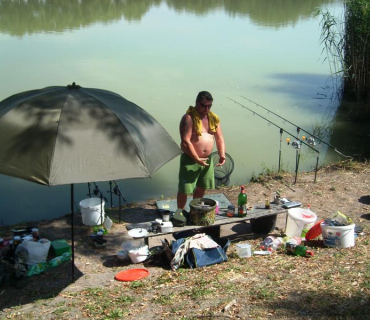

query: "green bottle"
(287, 244), (314, 257)
(238, 185), (247, 217)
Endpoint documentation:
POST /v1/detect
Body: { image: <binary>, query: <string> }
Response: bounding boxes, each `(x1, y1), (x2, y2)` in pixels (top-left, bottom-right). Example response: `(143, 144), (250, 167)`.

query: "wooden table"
(127, 203), (288, 246)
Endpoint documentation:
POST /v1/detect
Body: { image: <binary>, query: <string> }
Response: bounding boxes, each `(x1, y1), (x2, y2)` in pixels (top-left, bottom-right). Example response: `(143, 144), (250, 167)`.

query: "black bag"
(172, 209), (187, 227)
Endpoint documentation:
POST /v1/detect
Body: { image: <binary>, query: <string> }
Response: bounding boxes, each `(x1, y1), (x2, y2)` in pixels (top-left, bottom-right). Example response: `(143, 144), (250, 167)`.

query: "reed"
(316, 0), (370, 119)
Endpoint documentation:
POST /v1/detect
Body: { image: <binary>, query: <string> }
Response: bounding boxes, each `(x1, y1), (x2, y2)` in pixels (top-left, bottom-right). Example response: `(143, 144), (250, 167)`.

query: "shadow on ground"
(358, 195), (370, 205)
(267, 289), (370, 318)
(0, 262), (83, 310)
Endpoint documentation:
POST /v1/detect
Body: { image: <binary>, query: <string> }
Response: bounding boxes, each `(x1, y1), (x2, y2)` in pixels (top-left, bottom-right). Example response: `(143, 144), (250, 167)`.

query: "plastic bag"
(48, 252), (71, 268)
(330, 211), (353, 226)
(21, 239), (51, 266)
(27, 262), (48, 277)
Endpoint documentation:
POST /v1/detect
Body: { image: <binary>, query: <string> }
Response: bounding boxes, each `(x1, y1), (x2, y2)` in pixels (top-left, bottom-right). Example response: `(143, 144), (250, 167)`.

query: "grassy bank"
(1, 161), (370, 319)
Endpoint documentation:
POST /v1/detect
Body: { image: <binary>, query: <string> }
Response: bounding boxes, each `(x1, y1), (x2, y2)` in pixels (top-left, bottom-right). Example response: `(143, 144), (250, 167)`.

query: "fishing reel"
(113, 185), (121, 196)
(93, 185), (101, 196)
(286, 138), (301, 149)
(307, 137), (316, 145)
(301, 135), (316, 145)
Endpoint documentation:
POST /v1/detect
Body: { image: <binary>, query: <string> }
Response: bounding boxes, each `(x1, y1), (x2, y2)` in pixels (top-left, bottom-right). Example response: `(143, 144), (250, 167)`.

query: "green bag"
(172, 209), (187, 227)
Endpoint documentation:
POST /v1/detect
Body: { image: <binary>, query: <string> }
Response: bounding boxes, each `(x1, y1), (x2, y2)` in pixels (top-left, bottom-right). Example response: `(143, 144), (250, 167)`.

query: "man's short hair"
(196, 91), (213, 102)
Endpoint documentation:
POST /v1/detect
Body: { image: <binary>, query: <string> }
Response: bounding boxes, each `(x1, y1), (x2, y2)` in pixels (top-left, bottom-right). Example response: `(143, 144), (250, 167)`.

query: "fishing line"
(241, 95), (353, 159)
(227, 97), (320, 182)
(227, 97), (319, 153)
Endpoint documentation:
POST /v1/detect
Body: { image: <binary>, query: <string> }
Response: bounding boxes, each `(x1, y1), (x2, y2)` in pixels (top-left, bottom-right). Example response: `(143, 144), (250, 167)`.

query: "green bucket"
(189, 198), (216, 226)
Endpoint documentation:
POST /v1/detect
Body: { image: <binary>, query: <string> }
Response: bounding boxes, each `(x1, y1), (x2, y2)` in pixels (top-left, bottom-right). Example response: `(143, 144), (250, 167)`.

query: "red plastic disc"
(115, 269), (149, 282)
(305, 219), (324, 241)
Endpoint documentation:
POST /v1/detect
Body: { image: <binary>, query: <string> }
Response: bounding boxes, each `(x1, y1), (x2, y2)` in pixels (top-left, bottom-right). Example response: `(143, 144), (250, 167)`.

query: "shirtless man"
(177, 91), (226, 209)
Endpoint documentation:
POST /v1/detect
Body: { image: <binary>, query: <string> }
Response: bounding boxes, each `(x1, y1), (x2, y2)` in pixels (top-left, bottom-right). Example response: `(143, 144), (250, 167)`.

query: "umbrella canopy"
(0, 83), (181, 282)
(0, 83), (181, 185)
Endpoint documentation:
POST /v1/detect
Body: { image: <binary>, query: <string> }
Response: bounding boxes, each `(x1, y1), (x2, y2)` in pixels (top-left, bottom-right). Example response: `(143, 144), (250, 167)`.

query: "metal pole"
(87, 182), (91, 198)
(100, 194), (103, 226)
(314, 156), (319, 183)
(118, 190), (122, 223)
(109, 181), (113, 208)
(71, 184), (75, 283)
(294, 150), (301, 184)
(278, 128), (283, 172)
(294, 127), (301, 184)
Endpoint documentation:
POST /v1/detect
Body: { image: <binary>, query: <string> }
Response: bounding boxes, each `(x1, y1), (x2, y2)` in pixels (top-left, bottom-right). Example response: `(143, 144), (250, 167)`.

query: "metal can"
(227, 205), (235, 217)
(32, 228), (39, 240)
(265, 199), (270, 209)
(13, 236), (21, 247)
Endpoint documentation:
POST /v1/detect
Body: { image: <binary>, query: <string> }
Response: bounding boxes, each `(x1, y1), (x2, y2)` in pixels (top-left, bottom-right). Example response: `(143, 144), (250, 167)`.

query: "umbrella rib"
(47, 91), (69, 186)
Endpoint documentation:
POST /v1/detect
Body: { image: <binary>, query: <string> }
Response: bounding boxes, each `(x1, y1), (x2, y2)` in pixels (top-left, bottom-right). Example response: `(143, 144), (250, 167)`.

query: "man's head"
(195, 91), (213, 115)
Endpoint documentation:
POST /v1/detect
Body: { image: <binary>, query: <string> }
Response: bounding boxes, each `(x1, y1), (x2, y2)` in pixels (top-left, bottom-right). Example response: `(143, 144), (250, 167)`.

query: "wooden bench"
(127, 203), (288, 246)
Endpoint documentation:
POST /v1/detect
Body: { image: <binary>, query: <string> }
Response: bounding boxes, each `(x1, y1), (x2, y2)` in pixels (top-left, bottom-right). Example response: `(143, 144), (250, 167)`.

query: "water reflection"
(0, 0), (339, 36)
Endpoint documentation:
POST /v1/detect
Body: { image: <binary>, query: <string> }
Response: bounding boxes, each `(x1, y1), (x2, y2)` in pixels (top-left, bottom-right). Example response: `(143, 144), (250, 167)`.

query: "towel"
(186, 106), (219, 136)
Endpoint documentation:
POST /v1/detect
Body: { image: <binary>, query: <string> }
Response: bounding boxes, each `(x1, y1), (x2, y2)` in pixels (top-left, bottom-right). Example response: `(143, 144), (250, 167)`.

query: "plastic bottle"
(260, 236), (275, 250)
(286, 244), (313, 257)
(301, 204), (313, 238)
(238, 185), (247, 217)
(269, 237), (283, 251)
(286, 236), (302, 246)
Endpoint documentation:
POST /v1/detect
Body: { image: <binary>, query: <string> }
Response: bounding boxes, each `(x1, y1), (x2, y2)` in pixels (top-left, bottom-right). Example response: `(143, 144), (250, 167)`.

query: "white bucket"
(235, 243), (252, 258)
(285, 208), (317, 238)
(79, 198), (105, 226)
(321, 223), (355, 248)
(128, 245), (149, 264)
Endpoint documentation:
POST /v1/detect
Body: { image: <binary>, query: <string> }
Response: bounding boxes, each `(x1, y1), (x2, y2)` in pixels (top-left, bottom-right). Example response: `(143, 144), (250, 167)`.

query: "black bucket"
(189, 198), (216, 226)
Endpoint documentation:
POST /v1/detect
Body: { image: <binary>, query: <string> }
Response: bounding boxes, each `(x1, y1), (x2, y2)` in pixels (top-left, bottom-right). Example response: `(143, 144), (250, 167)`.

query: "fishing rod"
(112, 180), (127, 223)
(241, 95), (352, 159)
(227, 97), (320, 183)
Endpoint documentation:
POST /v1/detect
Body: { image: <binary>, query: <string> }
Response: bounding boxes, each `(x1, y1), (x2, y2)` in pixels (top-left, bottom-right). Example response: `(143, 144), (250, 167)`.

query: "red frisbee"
(305, 219), (324, 241)
(115, 268), (149, 282)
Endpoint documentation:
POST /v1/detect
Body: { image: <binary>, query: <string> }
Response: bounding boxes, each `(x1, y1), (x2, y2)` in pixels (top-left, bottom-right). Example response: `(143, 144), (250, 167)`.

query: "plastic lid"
(305, 219), (324, 241)
(115, 268), (149, 282)
(236, 243), (251, 248)
(128, 228), (148, 238)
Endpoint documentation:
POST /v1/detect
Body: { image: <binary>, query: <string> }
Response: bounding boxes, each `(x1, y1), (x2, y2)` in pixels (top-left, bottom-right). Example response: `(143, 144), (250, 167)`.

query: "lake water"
(0, 0), (344, 225)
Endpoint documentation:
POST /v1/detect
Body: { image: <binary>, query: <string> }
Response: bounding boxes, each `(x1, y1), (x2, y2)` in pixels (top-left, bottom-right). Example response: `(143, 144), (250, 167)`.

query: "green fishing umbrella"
(0, 82), (181, 281)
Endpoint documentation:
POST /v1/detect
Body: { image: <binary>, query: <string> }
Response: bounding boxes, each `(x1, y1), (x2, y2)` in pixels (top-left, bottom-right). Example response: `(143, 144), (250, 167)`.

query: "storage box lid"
(161, 222), (173, 227)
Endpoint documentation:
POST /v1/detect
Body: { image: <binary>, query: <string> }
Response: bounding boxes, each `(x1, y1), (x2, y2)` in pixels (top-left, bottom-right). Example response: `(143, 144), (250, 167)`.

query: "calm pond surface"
(0, 0), (345, 225)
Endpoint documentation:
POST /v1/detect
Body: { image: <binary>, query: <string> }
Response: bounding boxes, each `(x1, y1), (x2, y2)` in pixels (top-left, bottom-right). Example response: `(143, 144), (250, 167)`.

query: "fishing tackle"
(241, 95), (352, 159)
(112, 180), (127, 223)
(227, 97), (320, 183)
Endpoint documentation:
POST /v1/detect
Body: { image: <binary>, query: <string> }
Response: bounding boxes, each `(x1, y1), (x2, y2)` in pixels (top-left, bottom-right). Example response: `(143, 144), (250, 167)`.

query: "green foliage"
(316, 0), (370, 119)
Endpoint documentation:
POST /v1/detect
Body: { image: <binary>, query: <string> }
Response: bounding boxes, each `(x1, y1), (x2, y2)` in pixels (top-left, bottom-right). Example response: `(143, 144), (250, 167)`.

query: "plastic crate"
(51, 239), (71, 256)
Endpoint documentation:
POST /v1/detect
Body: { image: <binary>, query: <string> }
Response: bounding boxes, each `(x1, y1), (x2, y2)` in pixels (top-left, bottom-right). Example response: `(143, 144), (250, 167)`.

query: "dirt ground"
(1, 160), (370, 319)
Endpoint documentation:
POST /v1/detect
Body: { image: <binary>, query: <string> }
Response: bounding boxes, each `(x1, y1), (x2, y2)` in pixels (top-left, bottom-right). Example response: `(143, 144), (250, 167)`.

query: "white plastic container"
(285, 208), (317, 238)
(128, 245), (149, 263)
(162, 211), (171, 222)
(235, 243), (252, 258)
(321, 223), (355, 248)
(160, 221), (173, 233)
(79, 198), (105, 226)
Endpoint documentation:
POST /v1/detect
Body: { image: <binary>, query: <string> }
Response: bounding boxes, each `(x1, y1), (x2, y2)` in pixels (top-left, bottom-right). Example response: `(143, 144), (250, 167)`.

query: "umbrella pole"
(71, 184), (75, 283)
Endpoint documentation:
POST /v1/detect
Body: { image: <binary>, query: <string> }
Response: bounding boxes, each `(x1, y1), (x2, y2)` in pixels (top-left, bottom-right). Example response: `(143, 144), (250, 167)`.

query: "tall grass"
(317, 0), (370, 119)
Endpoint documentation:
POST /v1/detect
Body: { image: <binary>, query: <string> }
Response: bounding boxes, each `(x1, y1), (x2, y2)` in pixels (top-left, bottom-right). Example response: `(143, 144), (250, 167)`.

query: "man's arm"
(214, 123), (226, 166)
(179, 114), (209, 166)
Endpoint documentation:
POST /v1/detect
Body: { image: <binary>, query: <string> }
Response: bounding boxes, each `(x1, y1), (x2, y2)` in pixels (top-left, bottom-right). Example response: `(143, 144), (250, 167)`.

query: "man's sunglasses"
(199, 101), (212, 109)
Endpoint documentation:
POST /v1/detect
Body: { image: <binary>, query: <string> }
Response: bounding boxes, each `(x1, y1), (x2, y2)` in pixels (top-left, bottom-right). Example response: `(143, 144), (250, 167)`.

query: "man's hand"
(196, 157), (210, 166)
(215, 156), (226, 167)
